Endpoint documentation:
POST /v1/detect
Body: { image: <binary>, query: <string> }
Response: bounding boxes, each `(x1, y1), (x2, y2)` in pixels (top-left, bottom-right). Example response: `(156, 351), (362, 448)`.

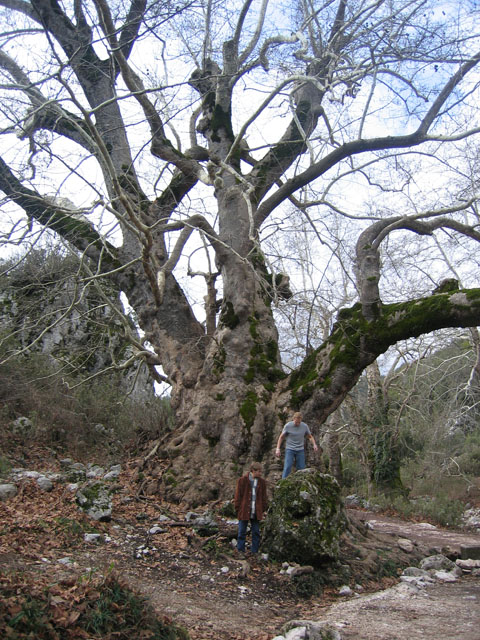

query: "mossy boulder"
(76, 481), (114, 521)
(262, 469), (347, 566)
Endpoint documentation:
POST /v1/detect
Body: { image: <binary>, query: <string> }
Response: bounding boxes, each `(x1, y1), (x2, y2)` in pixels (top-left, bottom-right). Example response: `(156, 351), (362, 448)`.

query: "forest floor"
(1, 442), (480, 639)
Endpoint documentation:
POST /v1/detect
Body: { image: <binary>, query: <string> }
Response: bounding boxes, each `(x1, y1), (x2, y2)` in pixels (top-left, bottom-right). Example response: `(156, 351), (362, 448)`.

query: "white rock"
(456, 558), (480, 569)
(417, 522), (437, 529)
(285, 626), (307, 640)
(397, 537), (414, 553)
(149, 526), (165, 534)
(434, 570), (458, 582)
(20, 471), (41, 479)
(84, 533), (103, 543)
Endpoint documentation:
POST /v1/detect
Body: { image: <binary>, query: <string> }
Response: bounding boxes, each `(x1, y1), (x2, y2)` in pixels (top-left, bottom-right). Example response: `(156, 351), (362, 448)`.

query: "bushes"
(371, 493), (465, 528)
(0, 351), (173, 463)
(454, 432), (480, 476)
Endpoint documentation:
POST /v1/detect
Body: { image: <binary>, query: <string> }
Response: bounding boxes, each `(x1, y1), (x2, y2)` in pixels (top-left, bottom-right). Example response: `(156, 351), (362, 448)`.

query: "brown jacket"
(234, 473), (268, 521)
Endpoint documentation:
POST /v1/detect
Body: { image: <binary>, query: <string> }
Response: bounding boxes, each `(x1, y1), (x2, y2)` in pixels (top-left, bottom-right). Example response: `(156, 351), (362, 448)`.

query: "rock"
(400, 566), (435, 588)
(185, 511), (218, 536)
(281, 620), (342, 640)
(344, 494), (365, 508)
(286, 627), (307, 640)
(12, 416), (33, 435)
(287, 565), (314, 578)
(94, 423), (114, 437)
(397, 537), (414, 553)
(0, 483), (17, 500)
(462, 508), (480, 530)
(67, 465), (87, 483)
(71, 462), (86, 471)
(149, 526), (166, 535)
(157, 514), (171, 522)
(456, 558), (480, 570)
(15, 470), (41, 480)
(417, 522), (437, 530)
(262, 470), (347, 565)
(400, 574), (434, 587)
(84, 533), (103, 543)
(76, 481), (113, 521)
(434, 570), (459, 582)
(104, 464), (121, 481)
(338, 585), (353, 596)
(86, 465), (105, 479)
(420, 554), (456, 571)
(402, 567), (431, 578)
(36, 476), (53, 492)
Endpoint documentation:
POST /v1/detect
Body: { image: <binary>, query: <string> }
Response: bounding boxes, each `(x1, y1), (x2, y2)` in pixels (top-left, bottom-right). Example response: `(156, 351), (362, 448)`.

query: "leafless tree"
(1, 0), (480, 502)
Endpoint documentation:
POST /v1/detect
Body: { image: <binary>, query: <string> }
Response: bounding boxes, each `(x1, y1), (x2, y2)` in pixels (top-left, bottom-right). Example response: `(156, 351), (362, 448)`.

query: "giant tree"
(1, 0), (480, 502)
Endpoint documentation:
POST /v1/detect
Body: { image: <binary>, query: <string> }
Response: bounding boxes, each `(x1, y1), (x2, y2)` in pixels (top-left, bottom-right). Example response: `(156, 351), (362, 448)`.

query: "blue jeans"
(282, 448), (306, 478)
(237, 517), (260, 553)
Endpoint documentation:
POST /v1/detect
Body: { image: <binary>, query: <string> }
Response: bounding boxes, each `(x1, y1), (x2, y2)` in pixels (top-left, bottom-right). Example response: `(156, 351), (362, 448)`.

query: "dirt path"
(303, 576), (480, 639)
(351, 508), (480, 553)
(70, 508), (480, 640)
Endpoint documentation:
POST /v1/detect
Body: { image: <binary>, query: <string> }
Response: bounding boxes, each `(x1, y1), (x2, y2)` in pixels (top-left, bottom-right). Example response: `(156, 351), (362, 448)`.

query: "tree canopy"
(1, 0), (480, 501)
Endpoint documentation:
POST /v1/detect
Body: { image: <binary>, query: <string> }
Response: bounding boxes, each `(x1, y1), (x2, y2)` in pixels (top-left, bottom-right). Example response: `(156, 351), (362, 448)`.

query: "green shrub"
(290, 571), (324, 598)
(455, 432), (480, 475)
(373, 492), (464, 528)
(413, 496), (464, 528)
(375, 550), (400, 578)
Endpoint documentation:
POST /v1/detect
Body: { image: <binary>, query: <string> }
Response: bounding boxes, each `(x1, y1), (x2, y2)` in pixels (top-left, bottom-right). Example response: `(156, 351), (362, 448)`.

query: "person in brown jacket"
(234, 462), (268, 554)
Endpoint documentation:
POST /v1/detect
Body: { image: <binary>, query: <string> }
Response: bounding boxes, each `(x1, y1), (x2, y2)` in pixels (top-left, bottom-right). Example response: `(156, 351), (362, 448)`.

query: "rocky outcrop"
(0, 251), (154, 400)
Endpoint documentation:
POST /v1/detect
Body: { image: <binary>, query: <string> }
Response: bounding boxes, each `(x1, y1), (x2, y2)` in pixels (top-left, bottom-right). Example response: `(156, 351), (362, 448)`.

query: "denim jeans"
(282, 448), (306, 478)
(237, 517), (260, 553)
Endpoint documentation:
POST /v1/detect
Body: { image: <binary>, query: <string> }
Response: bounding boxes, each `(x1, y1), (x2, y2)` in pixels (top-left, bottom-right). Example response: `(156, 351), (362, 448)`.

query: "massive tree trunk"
(150, 282), (480, 504)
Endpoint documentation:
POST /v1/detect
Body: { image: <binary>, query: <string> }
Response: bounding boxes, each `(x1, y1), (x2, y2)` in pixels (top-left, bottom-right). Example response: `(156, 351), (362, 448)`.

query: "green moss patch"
(239, 390), (259, 430)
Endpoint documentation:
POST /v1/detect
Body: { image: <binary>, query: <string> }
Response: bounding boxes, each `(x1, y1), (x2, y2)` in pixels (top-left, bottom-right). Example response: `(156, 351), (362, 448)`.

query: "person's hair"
(293, 411), (302, 419)
(250, 462), (262, 472)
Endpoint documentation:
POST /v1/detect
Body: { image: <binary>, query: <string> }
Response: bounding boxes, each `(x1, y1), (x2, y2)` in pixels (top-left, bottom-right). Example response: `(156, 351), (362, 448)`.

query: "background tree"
(1, 0), (480, 502)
